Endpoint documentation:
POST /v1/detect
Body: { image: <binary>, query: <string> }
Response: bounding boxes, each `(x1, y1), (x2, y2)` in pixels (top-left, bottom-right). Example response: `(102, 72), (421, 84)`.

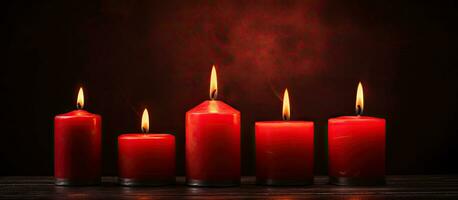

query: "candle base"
(329, 176), (385, 186)
(256, 178), (313, 186)
(119, 178), (175, 186)
(55, 178), (101, 186)
(186, 179), (240, 187)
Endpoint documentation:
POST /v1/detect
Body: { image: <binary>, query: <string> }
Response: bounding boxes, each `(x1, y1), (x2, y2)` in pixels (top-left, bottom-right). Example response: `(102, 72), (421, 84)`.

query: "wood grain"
(1, 176), (458, 199)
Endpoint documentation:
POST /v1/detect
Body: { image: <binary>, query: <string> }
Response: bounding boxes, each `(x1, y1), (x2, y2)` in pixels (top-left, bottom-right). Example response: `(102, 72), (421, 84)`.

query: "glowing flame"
(355, 82), (364, 115)
(209, 65), (218, 100)
(141, 108), (149, 133)
(282, 88), (291, 120)
(77, 87), (84, 109)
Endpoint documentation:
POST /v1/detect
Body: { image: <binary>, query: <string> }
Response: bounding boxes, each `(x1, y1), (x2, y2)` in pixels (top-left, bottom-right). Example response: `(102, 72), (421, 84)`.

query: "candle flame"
(77, 87), (84, 109)
(355, 82), (364, 115)
(209, 65), (218, 100)
(282, 88), (291, 120)
(141, 108), (149, 133)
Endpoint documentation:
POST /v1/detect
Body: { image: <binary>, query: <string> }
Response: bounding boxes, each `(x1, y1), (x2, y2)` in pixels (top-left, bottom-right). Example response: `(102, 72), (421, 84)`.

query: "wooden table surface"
(1, 176), (458, 199)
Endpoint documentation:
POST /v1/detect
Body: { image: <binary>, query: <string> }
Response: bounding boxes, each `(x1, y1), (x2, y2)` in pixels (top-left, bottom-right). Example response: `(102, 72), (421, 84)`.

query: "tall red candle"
(256, 89), (314, 185)
(328, 82), (386, 185)
(118, 109), (175, 186)
(54, 87), (102, 186)
(186, 65), (241, 186)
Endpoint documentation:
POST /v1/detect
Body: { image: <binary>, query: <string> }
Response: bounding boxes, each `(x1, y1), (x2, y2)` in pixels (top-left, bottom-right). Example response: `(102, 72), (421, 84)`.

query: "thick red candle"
(186, 66), (241, 186)
(328, 82), (386, 185)
(118, 109), (175, 186)
(256, 89), (314, 185)
(54, 87), (102, 186)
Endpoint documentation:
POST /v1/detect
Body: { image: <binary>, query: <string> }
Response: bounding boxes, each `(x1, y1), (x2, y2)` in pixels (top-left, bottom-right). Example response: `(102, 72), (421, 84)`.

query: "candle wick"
(210, 90), (217, 100)
(141, 127), (147, 134)
(76, 103), (82, 110)
(282, 114), (290, 121)
(356, 105), (363, 116)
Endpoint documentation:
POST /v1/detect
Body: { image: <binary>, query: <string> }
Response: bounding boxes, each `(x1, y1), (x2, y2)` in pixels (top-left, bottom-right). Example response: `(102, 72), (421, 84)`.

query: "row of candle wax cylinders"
(54, 66), (385, 186)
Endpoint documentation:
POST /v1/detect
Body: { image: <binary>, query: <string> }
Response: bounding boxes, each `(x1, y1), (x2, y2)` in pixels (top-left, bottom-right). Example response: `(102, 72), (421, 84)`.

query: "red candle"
(118, 109), (175, 186)
(256, 89), (314, 185)
(54, 87), (102, 186)
(186, 65), (241, 186)
(328, 82), (386, 185)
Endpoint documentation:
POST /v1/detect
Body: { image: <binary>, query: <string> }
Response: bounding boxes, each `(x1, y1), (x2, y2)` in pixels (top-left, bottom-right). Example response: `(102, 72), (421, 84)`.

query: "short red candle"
(255, 89), (314, 185)
(118, 109), (175, 186)
(54, 87), (102, 186)
(185, 66), (241, 186)
(256, 121), (314, 185)
(328, 82), (386, 185)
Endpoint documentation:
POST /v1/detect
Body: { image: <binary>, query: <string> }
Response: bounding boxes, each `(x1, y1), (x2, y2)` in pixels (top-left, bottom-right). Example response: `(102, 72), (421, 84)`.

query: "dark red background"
(3, 0), (458, 175)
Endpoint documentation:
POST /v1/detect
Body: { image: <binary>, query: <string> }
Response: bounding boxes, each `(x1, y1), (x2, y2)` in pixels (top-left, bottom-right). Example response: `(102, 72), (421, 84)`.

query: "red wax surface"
(54, 110), (102, 181)
(256, 121), (314, 182)
(186, 100), (241, 182)
(328, 116), (386, 178)
(118, 134), (175, 181)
